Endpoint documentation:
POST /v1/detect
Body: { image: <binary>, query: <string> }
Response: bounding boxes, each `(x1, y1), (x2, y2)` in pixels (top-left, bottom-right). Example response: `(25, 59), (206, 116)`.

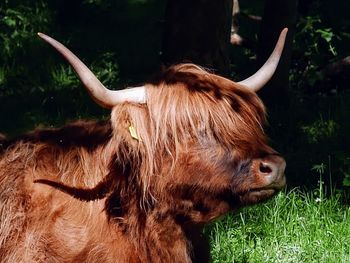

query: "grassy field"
(206, 188), (350, 263)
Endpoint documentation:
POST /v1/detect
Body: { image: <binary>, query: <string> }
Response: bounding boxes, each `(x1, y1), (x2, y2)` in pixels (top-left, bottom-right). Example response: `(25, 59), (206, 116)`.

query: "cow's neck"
(112, 204), (209, 263)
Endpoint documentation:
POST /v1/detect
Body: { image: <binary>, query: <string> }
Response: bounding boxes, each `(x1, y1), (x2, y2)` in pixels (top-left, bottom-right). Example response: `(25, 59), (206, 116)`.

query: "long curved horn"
(37, 33), (145, 109)
(238, 28), (288, 92)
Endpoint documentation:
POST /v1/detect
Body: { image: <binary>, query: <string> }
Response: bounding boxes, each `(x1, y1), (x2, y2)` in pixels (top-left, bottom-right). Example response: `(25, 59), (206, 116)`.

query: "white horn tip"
(279, 28), (289, 45)
(37, 32), (51, 42)
(37, 32), (45, 38)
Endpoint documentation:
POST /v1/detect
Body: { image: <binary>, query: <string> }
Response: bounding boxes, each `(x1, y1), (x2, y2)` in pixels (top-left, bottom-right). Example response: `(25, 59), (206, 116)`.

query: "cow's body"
(1, 121), (195, 262)
(0, 30), (287, 263)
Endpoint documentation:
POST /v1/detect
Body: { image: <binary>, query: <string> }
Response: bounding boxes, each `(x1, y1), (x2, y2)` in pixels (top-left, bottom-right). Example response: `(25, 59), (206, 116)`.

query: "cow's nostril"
(259, 162), (273, 174)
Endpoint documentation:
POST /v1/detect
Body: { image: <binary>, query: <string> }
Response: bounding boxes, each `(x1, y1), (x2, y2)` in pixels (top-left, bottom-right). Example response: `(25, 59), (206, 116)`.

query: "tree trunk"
(257, 0), (298, 107)
(161, 0), (233, 75)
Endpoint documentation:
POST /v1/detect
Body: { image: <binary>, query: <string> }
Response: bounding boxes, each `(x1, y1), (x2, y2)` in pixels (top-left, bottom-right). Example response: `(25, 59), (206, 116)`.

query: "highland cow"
(0, 29), (287, 263)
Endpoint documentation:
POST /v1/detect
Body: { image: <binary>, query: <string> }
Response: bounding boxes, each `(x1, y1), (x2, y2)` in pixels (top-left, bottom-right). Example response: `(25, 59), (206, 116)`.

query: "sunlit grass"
(206, 189), (350, 263)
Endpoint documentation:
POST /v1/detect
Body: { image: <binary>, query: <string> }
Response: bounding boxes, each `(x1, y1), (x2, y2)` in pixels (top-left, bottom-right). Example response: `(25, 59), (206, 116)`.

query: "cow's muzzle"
(237, 155), (286, 204)
(256, 155), (286, 190)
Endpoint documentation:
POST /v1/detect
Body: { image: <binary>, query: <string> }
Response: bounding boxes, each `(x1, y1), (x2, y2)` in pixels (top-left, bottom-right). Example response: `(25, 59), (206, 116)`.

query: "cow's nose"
(258, 155), (286, 189)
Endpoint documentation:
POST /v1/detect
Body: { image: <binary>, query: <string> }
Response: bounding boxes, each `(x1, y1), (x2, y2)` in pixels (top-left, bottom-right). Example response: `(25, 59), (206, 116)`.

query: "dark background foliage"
(0, 0), (349, 190)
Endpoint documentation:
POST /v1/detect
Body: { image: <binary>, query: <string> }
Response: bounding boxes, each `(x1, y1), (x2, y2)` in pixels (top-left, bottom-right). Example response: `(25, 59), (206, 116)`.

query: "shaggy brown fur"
(0, 64), (284, 263)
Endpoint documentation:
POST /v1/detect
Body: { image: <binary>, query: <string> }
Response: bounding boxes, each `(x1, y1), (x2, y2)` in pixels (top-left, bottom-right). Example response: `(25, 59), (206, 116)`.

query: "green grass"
(206, 189), (350, 263)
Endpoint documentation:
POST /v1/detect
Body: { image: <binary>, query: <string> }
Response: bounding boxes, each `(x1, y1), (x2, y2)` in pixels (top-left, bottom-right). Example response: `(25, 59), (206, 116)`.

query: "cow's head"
(37, 29), (287, 224)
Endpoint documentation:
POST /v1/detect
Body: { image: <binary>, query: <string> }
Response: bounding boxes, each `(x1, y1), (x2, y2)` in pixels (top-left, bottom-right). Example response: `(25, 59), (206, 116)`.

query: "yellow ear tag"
(129, 124), (140, 141)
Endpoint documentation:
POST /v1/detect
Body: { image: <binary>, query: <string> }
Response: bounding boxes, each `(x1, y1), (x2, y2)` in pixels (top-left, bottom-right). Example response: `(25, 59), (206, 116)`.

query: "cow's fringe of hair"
(111, 63), (267, 208)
